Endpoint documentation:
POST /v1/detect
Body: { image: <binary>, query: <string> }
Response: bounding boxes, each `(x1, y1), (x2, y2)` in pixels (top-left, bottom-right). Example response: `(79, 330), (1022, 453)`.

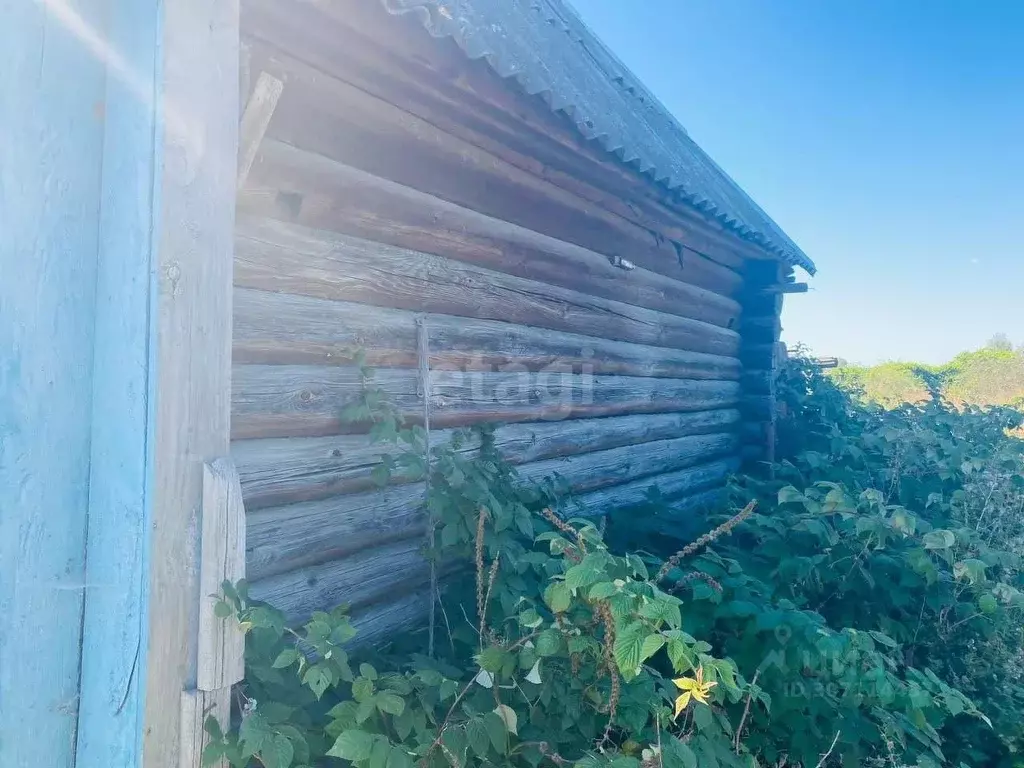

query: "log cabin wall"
(231, 0), (794, 638)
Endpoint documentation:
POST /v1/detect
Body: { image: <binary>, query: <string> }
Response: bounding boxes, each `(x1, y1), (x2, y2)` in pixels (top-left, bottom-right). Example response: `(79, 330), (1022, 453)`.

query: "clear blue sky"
(570, 0), (1024, 365)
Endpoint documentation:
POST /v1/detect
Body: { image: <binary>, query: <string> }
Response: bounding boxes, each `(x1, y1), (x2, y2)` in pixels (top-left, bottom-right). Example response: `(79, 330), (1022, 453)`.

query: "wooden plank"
(233, 287), (742, 381)
(237, 71), (283, 188)
(246, 483), (427, 580)
(248, 538), (430, 621)
(144, 0), (238, 763)
(241, 0), (771, 273)
(180, 688), (231, 768)
(241, 41), (746, 297)
(231, 364), (743, 439)
(235, 216), (741, 356)
(197, 459), (247, 692)
(1, 5), (107, 763)
(233, 409), (742, 509)
(760, 283), (808, 295)
(240, 140), (742, 327)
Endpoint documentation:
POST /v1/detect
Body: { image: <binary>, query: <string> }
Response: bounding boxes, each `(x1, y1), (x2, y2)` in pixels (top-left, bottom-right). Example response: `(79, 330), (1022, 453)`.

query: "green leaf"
(979, 593), (999, 614)
(466, 718), (491, 757)
(535, 629), (563, 657)
(302, 663), (332, 699)
(662, 737), (698, 768)
(260, 734), (295, 768)
(327, 730), (375, 761)
(213, 601), (233, 619)
(639, 633), (667, 663)
(588, 581), (619, 600)
(359, 663), (378, 681)
(519, 608), (544, 628)
(778, 486), (806, 504)
(484, 711), (508, 754)
(613, 621), (647, 678)
(375, 692), (405, 716)
(477, 645), (509, 673)
(923, 529), (956, 550)
(352, 676), (374, 702)
(272, 648), (300, 669)
(493, 704), (518, 735)
(544, 582), (571, 613)
(563, 553), (607, 592)
(388, 746), (415, 768)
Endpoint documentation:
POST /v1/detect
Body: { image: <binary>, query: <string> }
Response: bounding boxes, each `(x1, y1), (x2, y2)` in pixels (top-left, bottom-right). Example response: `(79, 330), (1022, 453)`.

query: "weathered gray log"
(245, 433), (741, 580)
(233, 409), (742, 509)
(246, 483), (426, 581)
(349, 587), (432, 649)
(240, 39), (745, 296)
(234, 216), (741, 357)
(240, 0), (770, 274)
(741, 395), (775, 422)
(570, 457), (740, 516)
(232, 363), (743, 439)
(240, 140), (742, 328)
(233, 287), (742, 381)
(516, 433), (739, 495)
(248, 538), (429, 620)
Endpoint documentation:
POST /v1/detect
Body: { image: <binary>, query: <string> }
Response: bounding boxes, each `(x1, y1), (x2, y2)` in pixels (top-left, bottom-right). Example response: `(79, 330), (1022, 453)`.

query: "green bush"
(207, 354), (1024, 768)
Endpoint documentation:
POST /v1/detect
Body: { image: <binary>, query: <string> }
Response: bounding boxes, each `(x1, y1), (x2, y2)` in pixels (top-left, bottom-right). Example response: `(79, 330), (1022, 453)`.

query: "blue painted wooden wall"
(0, 0), (161, 765)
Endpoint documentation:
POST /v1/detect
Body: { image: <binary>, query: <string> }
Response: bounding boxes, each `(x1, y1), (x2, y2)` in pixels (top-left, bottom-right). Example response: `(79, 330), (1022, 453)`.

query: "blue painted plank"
(0, 0), (107, 765)
(75, 0), (162, 763)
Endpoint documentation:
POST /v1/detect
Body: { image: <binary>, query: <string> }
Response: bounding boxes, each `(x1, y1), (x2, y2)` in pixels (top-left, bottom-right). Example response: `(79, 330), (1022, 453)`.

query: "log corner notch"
(181, 458), (247, 768)
(740, 261), (795, 466)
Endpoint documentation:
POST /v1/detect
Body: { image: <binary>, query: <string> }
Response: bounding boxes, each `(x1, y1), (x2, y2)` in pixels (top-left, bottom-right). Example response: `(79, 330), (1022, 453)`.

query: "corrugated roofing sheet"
(381, 0), (816, 274)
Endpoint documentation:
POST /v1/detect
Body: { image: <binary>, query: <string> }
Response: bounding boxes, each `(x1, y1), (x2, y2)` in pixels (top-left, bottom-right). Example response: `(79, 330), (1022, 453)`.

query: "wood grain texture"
(246, 483), (427, 580)
(197, 459), (247, 692)
(233, 287), (741, 381)
(240, 140), (741, 327)
(232, 363), (742, 439)
(248, 538), (430, 622)
(240, 40), (747, 297)
(350, 587), (432, 649)
(233, 409), (741, 509)
(0, 4), (106, 762)
(180, 688), (231, 768)
(572, 457), (740, 515)
(235, 216), (741, 357)
(144, 0), (238, 763)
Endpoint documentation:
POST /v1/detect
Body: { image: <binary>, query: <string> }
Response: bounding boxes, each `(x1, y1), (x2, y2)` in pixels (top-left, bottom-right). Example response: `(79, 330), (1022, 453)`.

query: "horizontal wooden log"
(248, 538), (429, 622)
(245, 433), (741, 579)
(246, 483), (426, 581)
(241, 140), (742, 328)
(573, 458), (740, 516)
(235, 217), (741, 356)
(234, 409), (742, 509)
(233, 287), (743, 381)
(241, 39), (746, 296)
(241, 0), (771, 274)
(350, 587), (431, 649)
(517, 433), (739, 496)
(232, 364), (743, 439)
(629, 487), (733, 539)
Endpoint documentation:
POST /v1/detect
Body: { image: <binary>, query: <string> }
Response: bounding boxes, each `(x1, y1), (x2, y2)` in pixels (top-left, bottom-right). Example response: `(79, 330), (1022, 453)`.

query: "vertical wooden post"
(144, 0), (239, 765)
